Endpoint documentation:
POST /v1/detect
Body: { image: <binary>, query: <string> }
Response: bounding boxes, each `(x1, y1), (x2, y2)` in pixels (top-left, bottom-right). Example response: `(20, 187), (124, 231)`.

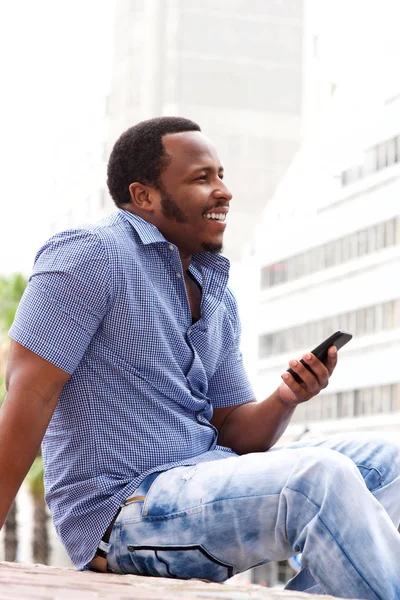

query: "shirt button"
(176, 272), (181, 278)
(169, 245), (174, 251)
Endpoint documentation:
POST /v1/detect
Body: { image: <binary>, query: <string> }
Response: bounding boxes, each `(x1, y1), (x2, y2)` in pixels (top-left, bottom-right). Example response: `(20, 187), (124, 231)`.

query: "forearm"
(0, 387), (56, 528)
(217, 389), (296, 454)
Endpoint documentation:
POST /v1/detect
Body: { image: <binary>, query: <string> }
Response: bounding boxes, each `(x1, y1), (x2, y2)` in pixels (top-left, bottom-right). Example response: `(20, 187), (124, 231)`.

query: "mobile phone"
(287, 330), (352, 384)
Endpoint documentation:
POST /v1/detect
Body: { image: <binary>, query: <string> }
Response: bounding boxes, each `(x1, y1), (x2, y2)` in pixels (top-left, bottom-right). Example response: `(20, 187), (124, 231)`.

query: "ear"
(128, 182), (157, 213)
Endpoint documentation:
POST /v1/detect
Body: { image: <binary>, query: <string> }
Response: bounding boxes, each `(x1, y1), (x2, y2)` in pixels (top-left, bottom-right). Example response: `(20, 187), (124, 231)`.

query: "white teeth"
(204, 213), (226, 221)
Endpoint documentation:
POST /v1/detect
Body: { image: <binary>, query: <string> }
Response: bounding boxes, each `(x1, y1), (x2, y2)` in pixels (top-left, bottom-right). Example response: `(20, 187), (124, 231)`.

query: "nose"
(213, 179), (233, 202)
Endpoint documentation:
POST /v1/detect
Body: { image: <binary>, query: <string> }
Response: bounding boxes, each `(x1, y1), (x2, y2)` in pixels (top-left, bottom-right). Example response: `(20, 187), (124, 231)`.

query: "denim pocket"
(126, 544), (234, 582)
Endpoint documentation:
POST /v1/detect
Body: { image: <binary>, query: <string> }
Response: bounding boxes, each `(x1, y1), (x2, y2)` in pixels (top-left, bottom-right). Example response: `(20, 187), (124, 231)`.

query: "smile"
(203, 213), (226, 222)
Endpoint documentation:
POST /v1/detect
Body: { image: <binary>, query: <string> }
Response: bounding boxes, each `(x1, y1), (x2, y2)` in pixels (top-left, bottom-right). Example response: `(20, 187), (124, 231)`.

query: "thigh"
(107, 451), (319, 580)
(281, 432), (400, 499)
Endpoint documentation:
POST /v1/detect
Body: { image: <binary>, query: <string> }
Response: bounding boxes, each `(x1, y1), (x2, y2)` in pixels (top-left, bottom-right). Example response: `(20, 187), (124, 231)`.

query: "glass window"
(365, 146), (378, 173)
(333, 239), (342, 264)
(350, 233), (359, 259)
(387, 137), (397, 165)
(338, 391), (354, 418)
(385, 219), (395, 246)
(375, 304), (384, 330)
(375, 222), (386, 251)
(358, 229), (368, 257)
(373, 387), (384, 414)
(354, 389), (364, 416)
(377, 142), (388, 169)
(341, 235), (351, 262)
(356, 308), (366, 335)
(367, 225), (377, 253)
(396, 136), (400, 163)
(394, 299), (400, 328)
(382, 301), (394, 330)
(321, 394), (337, 419)
(365, 306), (375, 334)
(325, 243), (335, 267)
(395, 216), (400, 245)
(260, 267), (269, 289)
(347, 311), (357, 334)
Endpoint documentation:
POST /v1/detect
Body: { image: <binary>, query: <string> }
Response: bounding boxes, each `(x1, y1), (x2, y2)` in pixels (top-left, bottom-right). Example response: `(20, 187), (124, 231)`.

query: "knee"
(358, 435), (400, 485)
(288, 448), (360, 500)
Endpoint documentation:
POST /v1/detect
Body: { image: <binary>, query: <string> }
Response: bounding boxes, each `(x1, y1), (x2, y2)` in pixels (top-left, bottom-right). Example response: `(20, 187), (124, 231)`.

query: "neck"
(179, 252), (192, 274)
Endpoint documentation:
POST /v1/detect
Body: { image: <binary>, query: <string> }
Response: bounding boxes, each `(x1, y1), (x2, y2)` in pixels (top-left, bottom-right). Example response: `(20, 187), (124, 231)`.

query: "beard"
(200, 241), (223, 254)
(160, 190), (188, 223)
(160, 189), (223, 255)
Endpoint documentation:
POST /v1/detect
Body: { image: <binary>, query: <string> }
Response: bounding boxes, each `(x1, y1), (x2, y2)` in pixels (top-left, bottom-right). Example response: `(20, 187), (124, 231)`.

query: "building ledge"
(0, 561), (351, 599)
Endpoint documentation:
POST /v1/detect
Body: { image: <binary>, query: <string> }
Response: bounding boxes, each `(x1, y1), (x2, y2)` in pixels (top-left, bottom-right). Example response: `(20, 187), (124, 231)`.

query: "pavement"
(0, 561), (357, 599)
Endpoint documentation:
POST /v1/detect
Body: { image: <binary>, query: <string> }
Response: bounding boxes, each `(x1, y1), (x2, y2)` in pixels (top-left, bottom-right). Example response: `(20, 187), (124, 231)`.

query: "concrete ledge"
(0, 561), (353, 599)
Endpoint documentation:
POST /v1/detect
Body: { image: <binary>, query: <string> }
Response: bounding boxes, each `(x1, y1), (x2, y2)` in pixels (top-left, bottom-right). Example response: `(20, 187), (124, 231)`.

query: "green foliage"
(26, 456), (45, 501)
(0, 273), (28, 333)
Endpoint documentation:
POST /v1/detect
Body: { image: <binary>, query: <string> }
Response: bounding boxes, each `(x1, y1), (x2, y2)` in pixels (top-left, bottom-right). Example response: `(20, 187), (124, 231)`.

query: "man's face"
(151, 131), (232, 256)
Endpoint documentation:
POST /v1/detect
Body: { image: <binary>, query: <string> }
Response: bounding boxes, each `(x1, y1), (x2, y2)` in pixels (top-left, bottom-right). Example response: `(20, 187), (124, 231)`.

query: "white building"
(240, 89), (400, 443)
(105, 0), (304, 261)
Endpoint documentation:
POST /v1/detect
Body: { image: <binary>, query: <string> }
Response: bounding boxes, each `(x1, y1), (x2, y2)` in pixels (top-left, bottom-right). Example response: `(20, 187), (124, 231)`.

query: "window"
(260, 218), (399, 290)
(341, 235), (351, 262)
(356, 308), (366, 335)
(367, 225), (377, 253)
(375, 222), (386, 251)
(365, 147), (378, 174)
(357, 229), (368, 257)
(377, 142), (388, 169)
(365, 306), (375, 334)
(338, 391), (354, 418)
(395, 216), (400, 244)
(396, 135), (400, 163)
(385, 219), (395, 246)
(325, 243), (335, 267)
(382, 302), (394, 330)
(387, 137), (397, 165)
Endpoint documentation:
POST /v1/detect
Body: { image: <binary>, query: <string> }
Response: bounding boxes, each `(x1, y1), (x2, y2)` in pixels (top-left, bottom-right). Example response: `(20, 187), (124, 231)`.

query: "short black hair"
(107, 116), (201, 207)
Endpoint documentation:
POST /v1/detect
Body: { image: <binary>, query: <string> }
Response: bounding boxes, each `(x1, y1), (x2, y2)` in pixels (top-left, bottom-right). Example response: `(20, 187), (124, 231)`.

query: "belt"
(88, 472), (162, 572)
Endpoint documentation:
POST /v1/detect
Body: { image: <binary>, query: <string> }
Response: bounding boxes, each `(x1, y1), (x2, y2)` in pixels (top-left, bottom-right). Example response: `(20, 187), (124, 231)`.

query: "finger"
(281, 371), (308, 399)
(302, 352), (330, 378)
(287, 358), (321, 395)
(298, 354), (330, 391)
(324, 346), (338, 376)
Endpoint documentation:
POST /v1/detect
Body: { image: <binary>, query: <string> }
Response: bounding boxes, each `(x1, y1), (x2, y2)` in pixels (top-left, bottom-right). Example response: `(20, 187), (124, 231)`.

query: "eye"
(196, 174), (207, 181)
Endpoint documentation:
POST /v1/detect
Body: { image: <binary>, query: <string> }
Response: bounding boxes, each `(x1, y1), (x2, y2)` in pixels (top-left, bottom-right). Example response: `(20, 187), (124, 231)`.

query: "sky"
(0, 0), (399, 276)
(0, 0), (115, 274)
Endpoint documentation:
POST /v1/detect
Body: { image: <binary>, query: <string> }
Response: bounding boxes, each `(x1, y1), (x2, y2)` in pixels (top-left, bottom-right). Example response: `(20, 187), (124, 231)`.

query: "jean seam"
(285, 485), (381, 600)
(114, 522), (127, 574)
(356, 463), (383, 491)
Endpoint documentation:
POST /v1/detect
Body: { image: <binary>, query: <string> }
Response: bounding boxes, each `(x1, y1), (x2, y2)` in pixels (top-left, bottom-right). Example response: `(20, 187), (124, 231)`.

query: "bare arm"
(211, 347), (337, 454)
(0, 341), (70, 529)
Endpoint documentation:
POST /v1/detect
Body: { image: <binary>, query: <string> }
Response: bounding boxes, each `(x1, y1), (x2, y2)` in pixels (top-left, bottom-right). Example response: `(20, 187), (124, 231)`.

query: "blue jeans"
(105, 434), (400, 599)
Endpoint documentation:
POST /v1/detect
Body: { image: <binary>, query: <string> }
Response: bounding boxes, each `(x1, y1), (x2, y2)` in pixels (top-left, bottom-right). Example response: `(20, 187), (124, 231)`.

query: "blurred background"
(0, 0), (399, 588)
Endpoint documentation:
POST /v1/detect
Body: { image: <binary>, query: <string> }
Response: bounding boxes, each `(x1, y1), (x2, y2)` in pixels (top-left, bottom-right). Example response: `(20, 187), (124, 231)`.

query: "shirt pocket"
(126, 544), (235, 582)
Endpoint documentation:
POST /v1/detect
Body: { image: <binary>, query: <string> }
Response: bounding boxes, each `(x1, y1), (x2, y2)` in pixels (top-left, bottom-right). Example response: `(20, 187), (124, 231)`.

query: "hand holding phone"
(287, 330), (352, 384)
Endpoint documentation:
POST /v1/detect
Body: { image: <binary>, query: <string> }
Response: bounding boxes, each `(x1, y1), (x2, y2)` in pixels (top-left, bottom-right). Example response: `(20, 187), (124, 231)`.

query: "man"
(1, 117), (400, 598)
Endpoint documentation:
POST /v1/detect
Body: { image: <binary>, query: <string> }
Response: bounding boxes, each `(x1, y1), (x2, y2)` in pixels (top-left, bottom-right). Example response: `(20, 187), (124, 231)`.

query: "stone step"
(0, 561), (355, 599)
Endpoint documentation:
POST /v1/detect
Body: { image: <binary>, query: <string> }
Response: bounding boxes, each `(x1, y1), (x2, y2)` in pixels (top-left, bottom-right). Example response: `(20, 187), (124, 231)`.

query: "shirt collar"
(120, 208), (231, 275)
(120, 209), (167, 245)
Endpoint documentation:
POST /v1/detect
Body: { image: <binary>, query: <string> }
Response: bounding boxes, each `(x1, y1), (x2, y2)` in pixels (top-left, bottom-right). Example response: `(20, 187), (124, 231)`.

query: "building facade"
(243, 91), (400, 444)
(105, 0), (304, 260)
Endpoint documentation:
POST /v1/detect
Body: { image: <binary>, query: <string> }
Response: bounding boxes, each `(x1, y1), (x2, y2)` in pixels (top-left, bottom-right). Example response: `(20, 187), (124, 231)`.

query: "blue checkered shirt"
(9, 209), (255, 569)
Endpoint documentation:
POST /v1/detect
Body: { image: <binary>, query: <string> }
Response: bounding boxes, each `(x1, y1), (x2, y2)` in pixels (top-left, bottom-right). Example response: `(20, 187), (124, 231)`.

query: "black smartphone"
(287, 330), (353, 384)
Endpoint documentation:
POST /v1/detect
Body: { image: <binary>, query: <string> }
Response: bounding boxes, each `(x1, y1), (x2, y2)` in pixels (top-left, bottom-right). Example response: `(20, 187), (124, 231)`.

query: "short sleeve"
(208, 291), (255, 408)
(9, 229), (113, 374)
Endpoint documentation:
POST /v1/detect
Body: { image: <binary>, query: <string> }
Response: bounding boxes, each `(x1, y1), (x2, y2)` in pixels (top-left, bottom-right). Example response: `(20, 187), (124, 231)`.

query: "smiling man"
(1, 117), (400, 599)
